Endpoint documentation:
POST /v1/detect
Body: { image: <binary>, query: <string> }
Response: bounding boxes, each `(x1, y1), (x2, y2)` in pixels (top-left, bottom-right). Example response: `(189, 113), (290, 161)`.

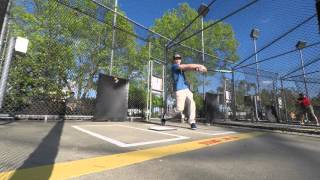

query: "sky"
(117, 0), (318, 67)
(16, 0), (320, 96)
(117, 0), (320, 96)
(118, 0), (201, 28)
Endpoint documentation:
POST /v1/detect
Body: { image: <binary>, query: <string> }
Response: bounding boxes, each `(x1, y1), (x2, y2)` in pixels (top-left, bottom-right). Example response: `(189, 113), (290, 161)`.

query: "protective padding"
(94, 74), (129, 121)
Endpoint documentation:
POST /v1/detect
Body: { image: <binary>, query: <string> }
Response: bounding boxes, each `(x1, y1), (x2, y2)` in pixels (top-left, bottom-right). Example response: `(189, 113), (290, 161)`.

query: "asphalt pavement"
(0, 120), (319, 180)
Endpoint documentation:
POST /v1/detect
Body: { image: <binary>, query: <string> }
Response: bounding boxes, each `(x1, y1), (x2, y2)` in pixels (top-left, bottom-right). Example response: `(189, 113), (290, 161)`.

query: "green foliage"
(152, 95), (163, 107)
(128, 82), (147, 109)
(5, 0), (143, 112)
(5, 1), (240, 115)
(194, 93), (205, 117)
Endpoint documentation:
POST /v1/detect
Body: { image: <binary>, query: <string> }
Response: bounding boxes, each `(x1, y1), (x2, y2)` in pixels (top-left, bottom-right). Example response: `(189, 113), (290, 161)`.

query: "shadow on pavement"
(9, 110), (66, 180)
(0, 120), (14, 125)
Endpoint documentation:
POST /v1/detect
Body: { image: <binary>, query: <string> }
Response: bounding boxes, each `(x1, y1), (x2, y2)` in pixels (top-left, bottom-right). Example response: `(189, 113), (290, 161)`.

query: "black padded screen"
(94, 74), (129, 121)
(205, 93), (223, 121)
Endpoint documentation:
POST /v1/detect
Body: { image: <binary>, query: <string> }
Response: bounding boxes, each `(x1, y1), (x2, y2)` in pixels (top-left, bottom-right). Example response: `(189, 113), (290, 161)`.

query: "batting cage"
(0, 0), (319, 127)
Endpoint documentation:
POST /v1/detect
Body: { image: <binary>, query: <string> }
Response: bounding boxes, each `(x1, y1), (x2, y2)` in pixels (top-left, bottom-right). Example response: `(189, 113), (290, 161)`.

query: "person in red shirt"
(297, 93), (319, 126)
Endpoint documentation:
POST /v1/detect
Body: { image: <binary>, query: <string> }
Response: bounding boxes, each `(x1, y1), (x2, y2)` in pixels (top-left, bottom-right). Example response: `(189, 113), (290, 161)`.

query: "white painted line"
(73, 126), (127, 147)
(121, 136), (188, 147)
(79, 124), (188, 139)
(72, 125), (189, 148)
(149, 126), (177, 131)
(180, 129), (237, 136)
(116, 125), (186, 138)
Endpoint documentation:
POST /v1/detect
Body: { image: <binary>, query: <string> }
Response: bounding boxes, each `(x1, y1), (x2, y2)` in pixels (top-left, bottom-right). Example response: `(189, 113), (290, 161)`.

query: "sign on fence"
(151, 76), (163, 92)
(15, 37), (29, 53)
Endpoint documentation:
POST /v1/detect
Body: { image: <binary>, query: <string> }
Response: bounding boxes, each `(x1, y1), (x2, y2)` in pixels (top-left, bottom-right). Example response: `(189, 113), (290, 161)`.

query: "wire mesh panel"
(281, 79), (320, 124)
(0, 0), (155, 119)
(233, 66), (280, 122)
(0, 0), (318, 125)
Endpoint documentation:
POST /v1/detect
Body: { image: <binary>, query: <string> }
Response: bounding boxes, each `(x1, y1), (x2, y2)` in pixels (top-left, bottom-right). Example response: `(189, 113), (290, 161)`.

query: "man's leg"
(186, 89), (196, 129)
(307, 105), (319, 126)
(175, 89), (187, 119)
(299, 109), (305, 125)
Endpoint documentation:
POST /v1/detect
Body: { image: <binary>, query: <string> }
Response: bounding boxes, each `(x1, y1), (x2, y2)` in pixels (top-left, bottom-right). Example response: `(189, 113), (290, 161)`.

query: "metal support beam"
(231, 69), (237, 120)
(253, 38), (261, 107)
(298, 49), (309, 96)
(146, 42), (152, 121)
(0, 37), (15, 109)
(201, 16), (205, 100)
(280, 79), (289, 123)
(109, 0), (118, 76)
(0, 0), (11, 55)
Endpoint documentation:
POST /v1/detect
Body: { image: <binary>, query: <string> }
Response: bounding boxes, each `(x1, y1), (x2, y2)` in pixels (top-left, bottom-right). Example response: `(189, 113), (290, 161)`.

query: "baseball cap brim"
(173, 54), (181, 59)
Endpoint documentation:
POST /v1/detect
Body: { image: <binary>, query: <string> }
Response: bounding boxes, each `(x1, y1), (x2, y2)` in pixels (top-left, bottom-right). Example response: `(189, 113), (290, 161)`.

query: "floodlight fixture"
(296, 40), (307, 50)
(250, 28), (260, 39)
(197, 3), (209, 17)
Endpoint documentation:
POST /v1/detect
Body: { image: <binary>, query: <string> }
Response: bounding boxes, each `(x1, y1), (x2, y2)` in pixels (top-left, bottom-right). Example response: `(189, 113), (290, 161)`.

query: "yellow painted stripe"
(0, 132), (263, 180)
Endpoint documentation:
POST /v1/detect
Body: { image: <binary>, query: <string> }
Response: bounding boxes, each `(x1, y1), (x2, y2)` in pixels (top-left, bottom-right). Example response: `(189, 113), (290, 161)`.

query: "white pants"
(175, 89), (196, 124)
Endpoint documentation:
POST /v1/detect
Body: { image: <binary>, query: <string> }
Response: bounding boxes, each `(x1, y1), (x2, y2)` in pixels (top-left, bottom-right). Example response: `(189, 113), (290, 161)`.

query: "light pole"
(109, 0), (118, 76)
(0, 37), (14, 109)
(250, 28), (261, 121)
(296, 40), (309, 97)
(198, 3), (209, 100)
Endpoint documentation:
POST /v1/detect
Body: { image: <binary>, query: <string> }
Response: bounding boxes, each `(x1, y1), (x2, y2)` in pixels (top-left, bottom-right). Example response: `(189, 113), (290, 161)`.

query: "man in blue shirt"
(170, 53), (207, 130)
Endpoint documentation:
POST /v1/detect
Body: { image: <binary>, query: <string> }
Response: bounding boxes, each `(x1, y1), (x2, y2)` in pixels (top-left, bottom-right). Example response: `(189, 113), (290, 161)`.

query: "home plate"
(149, 126), (177, 131)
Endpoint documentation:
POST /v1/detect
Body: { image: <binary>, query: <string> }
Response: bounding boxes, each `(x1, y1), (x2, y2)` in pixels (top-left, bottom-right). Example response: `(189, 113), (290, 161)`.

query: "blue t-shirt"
(172, 64), (189, 91)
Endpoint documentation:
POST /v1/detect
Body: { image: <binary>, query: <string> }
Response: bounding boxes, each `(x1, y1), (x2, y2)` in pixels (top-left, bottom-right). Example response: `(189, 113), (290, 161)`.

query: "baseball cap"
(173, 53), (182, 59)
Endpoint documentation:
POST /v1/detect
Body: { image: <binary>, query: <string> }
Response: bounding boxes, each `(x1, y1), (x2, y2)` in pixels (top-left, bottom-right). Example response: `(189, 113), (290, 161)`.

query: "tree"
(5, 0), (142, 113)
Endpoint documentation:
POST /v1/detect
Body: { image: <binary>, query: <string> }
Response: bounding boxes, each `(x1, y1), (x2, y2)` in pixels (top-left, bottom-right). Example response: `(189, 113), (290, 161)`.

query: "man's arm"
(178, 64), (207, 72)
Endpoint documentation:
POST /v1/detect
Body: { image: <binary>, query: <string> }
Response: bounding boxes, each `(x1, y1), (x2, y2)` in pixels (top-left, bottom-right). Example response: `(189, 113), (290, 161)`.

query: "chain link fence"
(0, 0), (169, 120)
(229, 0), (320, 126)
(0, 0), (319, 126)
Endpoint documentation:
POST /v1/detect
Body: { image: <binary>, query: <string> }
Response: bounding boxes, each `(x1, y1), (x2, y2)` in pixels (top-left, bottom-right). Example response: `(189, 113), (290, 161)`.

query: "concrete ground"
(0, 120), (319, 180)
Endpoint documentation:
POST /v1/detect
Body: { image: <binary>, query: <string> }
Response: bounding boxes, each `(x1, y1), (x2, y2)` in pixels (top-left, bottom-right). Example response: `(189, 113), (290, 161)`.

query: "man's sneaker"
(161, 118), (166, 126)
(190, 123), (197, 130)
